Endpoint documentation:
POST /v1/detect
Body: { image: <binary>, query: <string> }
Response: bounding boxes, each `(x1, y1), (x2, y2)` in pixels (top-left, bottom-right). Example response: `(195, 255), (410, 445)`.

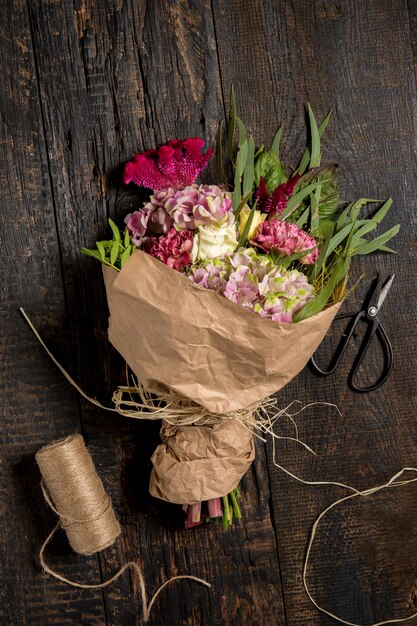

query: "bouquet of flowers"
(82, 93), (399, 529)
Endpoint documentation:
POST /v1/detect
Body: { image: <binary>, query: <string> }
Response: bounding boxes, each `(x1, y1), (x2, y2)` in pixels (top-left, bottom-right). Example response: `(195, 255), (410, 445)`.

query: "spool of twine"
(35, 432), (210, 622)
(36, 434), (121, 555)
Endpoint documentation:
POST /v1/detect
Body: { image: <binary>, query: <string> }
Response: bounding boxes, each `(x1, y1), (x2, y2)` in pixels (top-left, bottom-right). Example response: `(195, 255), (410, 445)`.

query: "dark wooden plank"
(0, 1), (107, 624)
(23, 0), (286, 624)
(212, 0), (417, 623)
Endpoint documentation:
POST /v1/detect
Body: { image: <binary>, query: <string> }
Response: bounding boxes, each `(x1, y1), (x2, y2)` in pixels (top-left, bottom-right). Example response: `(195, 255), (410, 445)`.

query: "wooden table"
(2, 1), (417, 624)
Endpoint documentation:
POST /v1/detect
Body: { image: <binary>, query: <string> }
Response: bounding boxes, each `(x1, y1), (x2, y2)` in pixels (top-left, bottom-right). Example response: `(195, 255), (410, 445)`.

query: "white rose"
(191, 221), (238, 262)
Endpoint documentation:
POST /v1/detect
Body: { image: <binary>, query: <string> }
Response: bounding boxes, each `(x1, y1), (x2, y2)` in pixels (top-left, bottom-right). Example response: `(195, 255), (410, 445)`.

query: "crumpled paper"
(149, 419), (255, 504)
(103, 250), (341, 414)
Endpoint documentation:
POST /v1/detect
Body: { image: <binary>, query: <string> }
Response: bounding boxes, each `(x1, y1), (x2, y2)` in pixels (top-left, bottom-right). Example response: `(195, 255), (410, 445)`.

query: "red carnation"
(149, 228), (194, 271)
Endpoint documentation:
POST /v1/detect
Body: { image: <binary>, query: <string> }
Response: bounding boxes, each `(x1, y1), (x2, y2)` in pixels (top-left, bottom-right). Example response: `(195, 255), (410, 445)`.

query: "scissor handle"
(310, 311), (365, 376)
(349, 322), (393, 393)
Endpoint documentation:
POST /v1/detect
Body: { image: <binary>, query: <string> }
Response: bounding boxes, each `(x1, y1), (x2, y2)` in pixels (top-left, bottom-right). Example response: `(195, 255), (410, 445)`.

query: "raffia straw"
(21, 308), (417, 625)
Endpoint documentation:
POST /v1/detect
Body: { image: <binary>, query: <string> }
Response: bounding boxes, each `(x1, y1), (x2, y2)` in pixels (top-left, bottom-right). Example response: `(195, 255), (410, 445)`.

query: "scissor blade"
(377, 274), (395, 310)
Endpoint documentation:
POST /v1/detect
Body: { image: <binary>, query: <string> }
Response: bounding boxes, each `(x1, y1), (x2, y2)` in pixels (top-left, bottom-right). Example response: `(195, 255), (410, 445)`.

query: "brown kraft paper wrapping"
(149, 419), (255, 505)
(103, 250), (341, 414)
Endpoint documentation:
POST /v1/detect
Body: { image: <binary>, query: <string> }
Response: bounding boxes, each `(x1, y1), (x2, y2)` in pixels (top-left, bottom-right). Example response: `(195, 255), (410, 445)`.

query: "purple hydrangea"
(188, 248), (314, 323)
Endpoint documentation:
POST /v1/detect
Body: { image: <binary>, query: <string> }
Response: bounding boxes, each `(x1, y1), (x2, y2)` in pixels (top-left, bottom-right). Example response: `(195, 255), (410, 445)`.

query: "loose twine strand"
(20, 308), (417, 626)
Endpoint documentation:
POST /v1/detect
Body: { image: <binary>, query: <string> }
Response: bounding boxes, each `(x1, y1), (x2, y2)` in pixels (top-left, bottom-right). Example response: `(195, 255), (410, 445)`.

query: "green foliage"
(216, 93), (400, 320)
(80, 218), (134, 271)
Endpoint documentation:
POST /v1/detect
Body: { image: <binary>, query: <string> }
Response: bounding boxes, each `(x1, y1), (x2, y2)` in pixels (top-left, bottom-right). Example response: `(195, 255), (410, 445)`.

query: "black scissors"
(310, 275), (395, 392)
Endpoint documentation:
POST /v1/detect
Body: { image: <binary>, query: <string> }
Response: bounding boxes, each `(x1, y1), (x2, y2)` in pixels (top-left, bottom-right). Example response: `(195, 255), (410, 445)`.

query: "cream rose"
(191, 220), (238, 261)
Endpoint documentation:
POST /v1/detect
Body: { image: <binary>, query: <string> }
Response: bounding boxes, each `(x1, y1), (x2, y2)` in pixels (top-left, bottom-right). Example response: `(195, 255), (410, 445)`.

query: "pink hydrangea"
(124, 210), (149, 245)
(123, 138), (213, 191)
(192, 185), (232, 226)
(164, 184), (233, 230)
(252, 219), (319, 264)
(188, 248), (315, 323)
(149, 228), (194, 271)
(164, 185), (200, 229)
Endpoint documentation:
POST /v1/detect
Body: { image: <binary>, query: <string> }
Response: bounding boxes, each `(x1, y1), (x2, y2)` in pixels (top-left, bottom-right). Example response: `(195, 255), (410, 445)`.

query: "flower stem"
(229, 489), (242, 519)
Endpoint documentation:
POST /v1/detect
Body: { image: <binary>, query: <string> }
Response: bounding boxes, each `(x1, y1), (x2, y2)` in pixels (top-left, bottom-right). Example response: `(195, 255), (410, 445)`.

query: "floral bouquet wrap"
(83, 94), (398, 528)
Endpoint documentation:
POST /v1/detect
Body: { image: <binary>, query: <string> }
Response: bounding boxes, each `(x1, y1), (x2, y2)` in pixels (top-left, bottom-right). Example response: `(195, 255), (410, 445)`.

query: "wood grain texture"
(1, 0), (416, 624)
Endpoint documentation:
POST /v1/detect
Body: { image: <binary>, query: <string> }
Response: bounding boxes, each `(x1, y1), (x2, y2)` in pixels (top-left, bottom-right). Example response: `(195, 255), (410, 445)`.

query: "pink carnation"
(123, 138), (213, 191)
(149, 228), (194, 271)
(252, 219), (319, 264)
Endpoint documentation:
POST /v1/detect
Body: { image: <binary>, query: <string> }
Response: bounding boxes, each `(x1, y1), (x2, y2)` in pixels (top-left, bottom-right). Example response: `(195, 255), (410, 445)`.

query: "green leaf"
(108, 218), (121, 242)
(120, 245), (132, 267)
(96, 241), (106, 261)
(351, 224), (400, 255)
(124, 228), (130, 248)
(254, 149), (287, 191)
(297, 110), (332, 175)
(236, 204), (256, 248)
(243, 136), (255, 196)
(281, 181), (322, 219)
(296, 164), (339, 222)
(80, 247), (102, 260)
(232, 139), (248, 211)
(296, 206), (310, 228)
(311, 228), (334, 279)
(326, 221), (367, 257)
(233, 192), (253, 218)
(236, 117), (247, 146)
(350, 198), (393, 246)
(310, 187), (321, 233)
(227, 86), (236, 160)
(307, 103), (320, 168)
(294, 255), (350, 321)
(271, 124), (284, 157)
(214, 121), (227, 183)
(110, 239), (120, 265)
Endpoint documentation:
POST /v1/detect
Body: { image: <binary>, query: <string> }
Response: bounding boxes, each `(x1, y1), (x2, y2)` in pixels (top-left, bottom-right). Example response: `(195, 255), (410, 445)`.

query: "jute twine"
(21, 308), (417, 626)
(35, 433), (210, 622)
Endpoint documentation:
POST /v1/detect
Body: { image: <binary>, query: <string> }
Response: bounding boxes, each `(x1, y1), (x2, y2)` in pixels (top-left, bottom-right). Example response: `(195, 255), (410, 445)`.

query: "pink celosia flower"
(149, 227), (194, 271)
(252, 219), (319, 264)
(123, 139), (213, 191)
(255, 174), (300, 216)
